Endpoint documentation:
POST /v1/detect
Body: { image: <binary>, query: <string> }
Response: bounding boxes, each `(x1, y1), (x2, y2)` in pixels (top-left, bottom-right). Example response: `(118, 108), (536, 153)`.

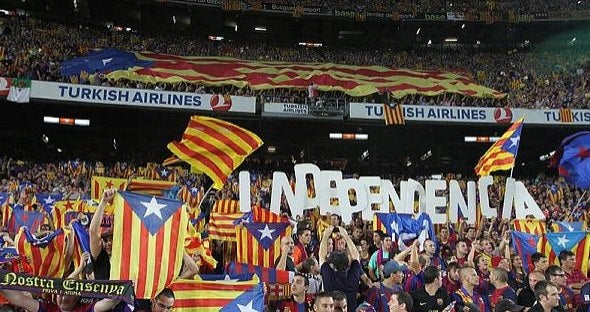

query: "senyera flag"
(60, 49), (506, 99)
(110, 191), (188, 299)
(167, 116), (263, 189)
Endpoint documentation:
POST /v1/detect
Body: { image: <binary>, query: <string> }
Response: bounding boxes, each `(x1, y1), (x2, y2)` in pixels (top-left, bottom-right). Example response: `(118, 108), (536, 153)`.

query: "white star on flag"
(557, 234), (570, 248)
(237, 300), (260, 312)
(565, 224), (574, 232)
(160, 169), (168, 177)
(258, 225), (275, 240)
(141, 196), (167, 219)
(43, 195), (56, 205)
(102, 58), (113, 66)
(223, 275), (239, 282)
(509, 136), (520, 148)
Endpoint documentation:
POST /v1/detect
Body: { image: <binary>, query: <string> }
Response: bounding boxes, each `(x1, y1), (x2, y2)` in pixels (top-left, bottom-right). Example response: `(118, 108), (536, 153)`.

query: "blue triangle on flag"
(244, 222), (289, 250)
(546, 231), (587, 256)
(119, 191), (183, 235)
(219, 283), (264, 312)
(199, 274), (254, 282)
(375, 213), (393, 235)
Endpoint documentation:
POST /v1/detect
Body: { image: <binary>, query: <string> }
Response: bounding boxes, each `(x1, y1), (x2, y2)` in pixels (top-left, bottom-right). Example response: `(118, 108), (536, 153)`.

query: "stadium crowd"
(0, 155), (589, 311)
(247, 0), (590, 14)
(1, 17), (590, 109)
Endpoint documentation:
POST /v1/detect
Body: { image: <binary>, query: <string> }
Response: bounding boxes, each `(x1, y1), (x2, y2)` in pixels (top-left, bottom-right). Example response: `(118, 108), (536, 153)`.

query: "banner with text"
(30, 81), (256, 114)
(263, 103), (309, 116)
(349, 103), (590, 126)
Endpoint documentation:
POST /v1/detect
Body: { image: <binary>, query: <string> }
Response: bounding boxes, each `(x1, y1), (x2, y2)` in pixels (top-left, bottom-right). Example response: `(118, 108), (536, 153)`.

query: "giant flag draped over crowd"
(59, 48), (506, 98)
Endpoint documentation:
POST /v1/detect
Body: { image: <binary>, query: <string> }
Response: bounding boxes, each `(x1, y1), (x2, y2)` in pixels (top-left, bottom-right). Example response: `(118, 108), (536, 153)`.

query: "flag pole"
(198, 184), (215, 210)
(567, 189), (588, 221)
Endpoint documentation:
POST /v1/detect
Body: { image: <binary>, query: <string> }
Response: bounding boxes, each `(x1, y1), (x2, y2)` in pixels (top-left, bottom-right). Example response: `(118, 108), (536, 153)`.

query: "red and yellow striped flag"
(236, 222), (292, 268)
(15, 227), (66, 277)
(208, 212), (243, 242)
(559, 108), (573, 123)
(167, 116), (263, 189)
(252, 206), (289, 223)
(212, 199), (240, 214)
(474, 117), (524, 176)
(168, 275), (260, 312)
(126, 179), (176, 197)
(110, 191), (188, 299)
(91, 176), (127, 200)
(512, 219), (547, 235)
(383, 103), (405, 125)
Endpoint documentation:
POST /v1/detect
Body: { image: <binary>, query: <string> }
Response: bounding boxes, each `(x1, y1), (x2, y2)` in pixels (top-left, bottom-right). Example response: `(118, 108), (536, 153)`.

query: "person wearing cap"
(365, 260), (405, 312)
(545, 265), (576, 312)
(410, 266), (451, 312)
(517, 270), (545, 308)
(451, 267), (488, 312)
(489, 268), (517, 309)
(89, 189), (115, 280)
(529, 281), (563, 312)
(494, 299), (525, 312)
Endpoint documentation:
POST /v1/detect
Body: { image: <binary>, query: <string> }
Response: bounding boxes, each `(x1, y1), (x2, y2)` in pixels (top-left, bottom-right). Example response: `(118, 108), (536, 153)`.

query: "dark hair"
(300, 258), (317, 274)
(423, 266), (440, 284)
(293, 273), (310, 287)
(395, 292), (413, 311)
(534, 280), (558, 301)
(447, 261), (460, 271)
(156, 288), (175, 300)
(558, 250), (575, 263)
(545, 265), (564, 281)
(314, 292), (333, 306)
(297, 226), (311, 237)
(328, 251), (349, 271)
(531, 252), (546, 264)
(331, 290), (346, 302)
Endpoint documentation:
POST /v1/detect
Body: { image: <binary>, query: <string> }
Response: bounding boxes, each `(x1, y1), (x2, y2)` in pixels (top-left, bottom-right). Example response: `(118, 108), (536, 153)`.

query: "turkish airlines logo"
(494, 107), (513, 124)
(0, 77), (11, 96)
(210, 94), (232, 112)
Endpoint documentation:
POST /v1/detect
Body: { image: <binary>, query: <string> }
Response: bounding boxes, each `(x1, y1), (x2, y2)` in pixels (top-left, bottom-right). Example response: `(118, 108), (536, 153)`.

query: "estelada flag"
(236, 222), (291, 268)
(474, 117), (524, 176)
(541, 231), (590, 276)
(110, 191), (188, 299)
(167, 274), (261, 312)
(15, 227), (65, 277)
